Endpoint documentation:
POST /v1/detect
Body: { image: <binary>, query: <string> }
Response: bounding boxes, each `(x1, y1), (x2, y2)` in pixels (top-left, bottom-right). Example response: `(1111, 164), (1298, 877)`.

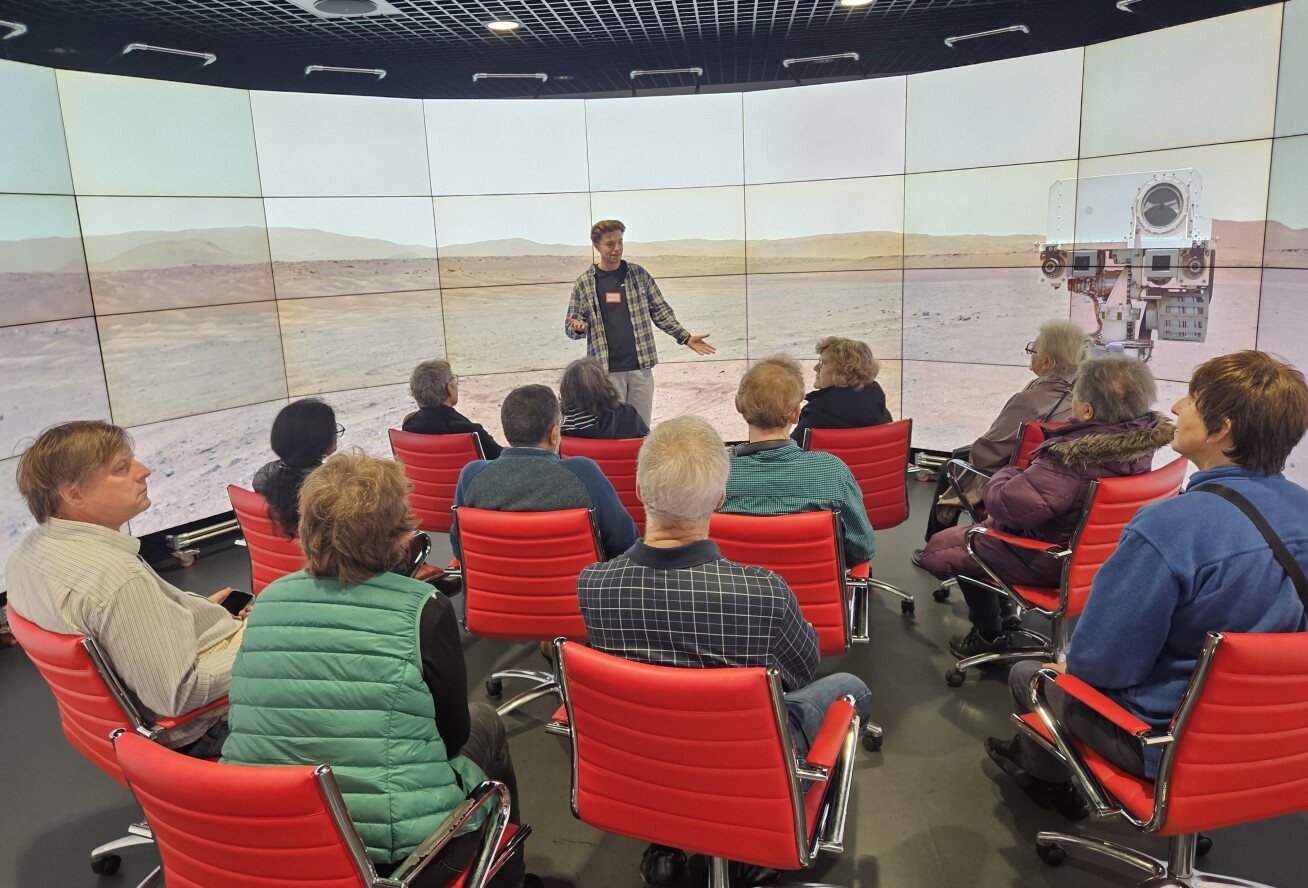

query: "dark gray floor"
(2, 479), (1304, 888)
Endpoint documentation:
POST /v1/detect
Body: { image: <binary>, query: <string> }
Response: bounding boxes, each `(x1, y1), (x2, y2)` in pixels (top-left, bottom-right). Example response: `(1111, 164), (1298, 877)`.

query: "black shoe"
(519, 876), (544, 888)
(949, 627), (1010, 659)
(985, 735), (1088, 821)
(729, 860), (781, 886)
(640, 845), (686, 888)
(911, 549), (926, 569)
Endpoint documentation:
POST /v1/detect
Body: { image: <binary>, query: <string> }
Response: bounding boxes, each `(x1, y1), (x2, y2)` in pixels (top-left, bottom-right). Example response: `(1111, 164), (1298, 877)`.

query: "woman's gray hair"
(410, 359), (454, 410)
(1073, 356), (1157, 424)
(637, 416), (730, 525)
(1033, 321), (1088, 375)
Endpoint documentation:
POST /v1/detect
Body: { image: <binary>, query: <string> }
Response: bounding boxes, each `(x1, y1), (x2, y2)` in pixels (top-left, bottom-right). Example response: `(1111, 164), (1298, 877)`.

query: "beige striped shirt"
(6, 517), (243, 748)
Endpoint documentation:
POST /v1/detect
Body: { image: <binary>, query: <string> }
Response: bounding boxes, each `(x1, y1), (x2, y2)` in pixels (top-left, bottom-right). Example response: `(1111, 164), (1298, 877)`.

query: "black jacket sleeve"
(419, 594), (471, 759)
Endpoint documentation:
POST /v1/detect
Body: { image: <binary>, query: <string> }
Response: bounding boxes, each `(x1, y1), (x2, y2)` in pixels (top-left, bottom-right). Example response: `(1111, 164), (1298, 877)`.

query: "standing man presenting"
(565, 219), (715, 425)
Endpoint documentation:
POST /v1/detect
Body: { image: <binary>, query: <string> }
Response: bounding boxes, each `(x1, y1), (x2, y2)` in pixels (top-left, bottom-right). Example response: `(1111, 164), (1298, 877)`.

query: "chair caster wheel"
(862, 731), (883, 752)
(485, 678), (503, 698)
(932, 586), (950, 602)
(945, 669), (965, 687)
(1197, 834), (1212, 856)
(900, 599), (915, 616)
(91, 855), (121, 875)
(1037, 843), (1065, 867)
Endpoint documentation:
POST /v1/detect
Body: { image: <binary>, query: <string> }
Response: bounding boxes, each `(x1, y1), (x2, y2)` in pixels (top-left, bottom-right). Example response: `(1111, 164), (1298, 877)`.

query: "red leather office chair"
(937, 421), (1071, 528)
(390, 430), (485, 534)
(453, 506), (600, 717)
(7, 607), (229, 876)
(802, 420), (917, 615)
(559, 436), (645, 534)
(228, 485), (306, 595)
(1016, 631), (1308, 887)
(944, 457), (1187, 686)
(553, 640), (860, 888)
(229, 485), (441, 591)
(112, 730), (528, 888)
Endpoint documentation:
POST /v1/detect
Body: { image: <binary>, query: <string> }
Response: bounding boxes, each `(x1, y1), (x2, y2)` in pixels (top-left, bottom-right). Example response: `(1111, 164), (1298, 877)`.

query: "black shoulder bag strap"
(1192, 482), (1308, 613)
(1040, 388), (1071, 423)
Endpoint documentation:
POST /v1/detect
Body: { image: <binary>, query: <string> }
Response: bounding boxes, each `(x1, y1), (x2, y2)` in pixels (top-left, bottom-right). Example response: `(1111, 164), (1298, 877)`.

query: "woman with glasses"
(920, 321), (1085, 543)
(790, 336), (893, 445)
(402, 359), (504, 459)
(252, 398), (340, 538)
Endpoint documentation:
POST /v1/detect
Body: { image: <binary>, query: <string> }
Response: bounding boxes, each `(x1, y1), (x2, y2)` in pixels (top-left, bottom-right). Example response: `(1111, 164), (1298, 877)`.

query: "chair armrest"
(393, 780), (513, 888)
(797, 699), (856, 781)
(966, 525), (1068, 557)
(1052, 674), (1153, 738)
(149, 695), (230, 733)
(846, 562), (869, 581)
(944, 459), (990, 485)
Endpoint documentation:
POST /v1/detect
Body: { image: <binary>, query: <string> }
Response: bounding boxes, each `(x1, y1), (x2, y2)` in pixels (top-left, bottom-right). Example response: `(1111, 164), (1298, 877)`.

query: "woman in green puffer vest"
(222, 450), (527, 888)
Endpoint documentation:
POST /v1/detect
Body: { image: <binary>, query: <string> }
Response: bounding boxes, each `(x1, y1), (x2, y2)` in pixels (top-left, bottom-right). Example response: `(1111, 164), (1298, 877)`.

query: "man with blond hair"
(578, 415), (873, 888)
(722, 356), (875, 564)
(564, 219), (715, 425)
(6, 421), (246, 756)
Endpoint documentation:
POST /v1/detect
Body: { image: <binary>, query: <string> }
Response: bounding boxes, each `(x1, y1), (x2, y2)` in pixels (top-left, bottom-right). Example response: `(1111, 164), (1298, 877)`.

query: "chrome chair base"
(1036, 832), (1274, 888)
(706, 856), (849, 888)
(486, 668), (559, 717)
(134, 866), (164, 888)
(866, 577), (915, 616)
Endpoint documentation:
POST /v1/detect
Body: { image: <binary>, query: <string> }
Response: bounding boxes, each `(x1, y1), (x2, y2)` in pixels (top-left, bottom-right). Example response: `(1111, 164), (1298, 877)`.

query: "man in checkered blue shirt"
(578, 416), (872, 885)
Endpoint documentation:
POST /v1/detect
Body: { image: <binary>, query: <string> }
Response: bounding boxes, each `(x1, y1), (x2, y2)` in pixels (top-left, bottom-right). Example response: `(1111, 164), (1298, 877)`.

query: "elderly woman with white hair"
(402, 359), (504, 459)
(919, 357), (1175, 659)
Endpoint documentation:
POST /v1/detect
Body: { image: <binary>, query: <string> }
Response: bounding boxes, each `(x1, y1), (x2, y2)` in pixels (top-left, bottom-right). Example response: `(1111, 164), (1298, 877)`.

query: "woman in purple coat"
(919, 356), (1175, 658)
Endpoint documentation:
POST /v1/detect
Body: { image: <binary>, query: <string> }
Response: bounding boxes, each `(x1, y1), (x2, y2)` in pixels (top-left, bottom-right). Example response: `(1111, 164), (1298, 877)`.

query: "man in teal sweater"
(991, 351), (1308, 820)
(720, 356), (874, 565)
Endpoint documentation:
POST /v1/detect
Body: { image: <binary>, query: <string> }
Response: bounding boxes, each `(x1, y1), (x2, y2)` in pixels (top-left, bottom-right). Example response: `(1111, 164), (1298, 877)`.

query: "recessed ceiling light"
(486, 20), (521, 33)
(314, 0), (378, 14)
(839, 0), (874, 8)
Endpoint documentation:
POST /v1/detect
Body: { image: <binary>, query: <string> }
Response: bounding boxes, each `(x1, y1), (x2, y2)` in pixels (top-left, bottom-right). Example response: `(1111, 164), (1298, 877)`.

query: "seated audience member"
(252, 398), (339, 538)
(559, 357), (650, 439)
(721, 356), (875, 565)
(990, 351), (1308, 821)
(222, 451), (531, 888)
(451, 384), (638, 560)
(790, 336), (893, 445)
(7, 421), (244, 757)
(402, 359), (504, 459)
(579, 416), (873, 888)
(922, 321), (1084, 542)
(919, 356), (1174, 659)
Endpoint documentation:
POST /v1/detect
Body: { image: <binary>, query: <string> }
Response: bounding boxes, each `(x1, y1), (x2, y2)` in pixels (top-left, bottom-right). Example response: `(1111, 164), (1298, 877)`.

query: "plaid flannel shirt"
(565, 261), (691, 371)
(577, 539), (819, 692)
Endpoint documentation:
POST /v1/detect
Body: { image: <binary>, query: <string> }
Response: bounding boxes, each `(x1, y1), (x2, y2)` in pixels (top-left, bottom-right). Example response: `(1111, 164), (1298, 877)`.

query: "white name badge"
(604, 290), (622, 304)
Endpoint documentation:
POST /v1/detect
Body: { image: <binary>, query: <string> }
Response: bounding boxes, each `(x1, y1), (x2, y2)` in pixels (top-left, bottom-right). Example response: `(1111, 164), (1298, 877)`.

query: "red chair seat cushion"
(1011, 584), (1060, 613)
(1017, 713), (1155, 821)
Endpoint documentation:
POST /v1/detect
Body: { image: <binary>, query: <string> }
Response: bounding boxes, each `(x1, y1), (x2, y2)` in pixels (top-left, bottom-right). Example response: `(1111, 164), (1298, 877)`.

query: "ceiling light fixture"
(1116, 0), (1145, 10)
(838, 0), (875, 8)
(120, 42), (217, 66)
(944, 24), (1030, 48)
(782, 51), (860, 68)
(314, 0), (377, 13)
(304, 64), (387, 79)
(472, 72), (547, 81)
(486, 20), (521, 33)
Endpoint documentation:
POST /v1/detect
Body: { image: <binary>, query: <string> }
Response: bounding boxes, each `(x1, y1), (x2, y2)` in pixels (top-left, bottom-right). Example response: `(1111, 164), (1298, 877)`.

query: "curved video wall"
(3, 2), (1308, 581)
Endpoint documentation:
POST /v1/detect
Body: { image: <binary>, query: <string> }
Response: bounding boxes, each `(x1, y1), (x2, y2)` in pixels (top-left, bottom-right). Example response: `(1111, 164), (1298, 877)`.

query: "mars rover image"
(1039, 168), (1215, 361)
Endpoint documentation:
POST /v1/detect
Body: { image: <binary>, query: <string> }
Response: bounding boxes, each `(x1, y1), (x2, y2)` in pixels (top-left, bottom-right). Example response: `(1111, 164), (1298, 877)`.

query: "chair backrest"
(1060, 457), (1188, 616)
(1013, 421), (1069, 470)
(389, 430), (485, 534)
(7, 607), (137, 787)
(559, 436), (645, 533)
(708, 511), (849, 656)
(803, 420), (912, 530)
(454, 507), (600, 642)
(558, 642), (810, 872)
(112, 731), (374, 888)
(228, 486), (307, 595)
(1156, 631), (1308, 835)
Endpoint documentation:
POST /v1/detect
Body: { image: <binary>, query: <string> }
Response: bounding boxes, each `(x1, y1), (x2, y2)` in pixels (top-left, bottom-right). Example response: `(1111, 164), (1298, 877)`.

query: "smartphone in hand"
(220, 589), (254, 617)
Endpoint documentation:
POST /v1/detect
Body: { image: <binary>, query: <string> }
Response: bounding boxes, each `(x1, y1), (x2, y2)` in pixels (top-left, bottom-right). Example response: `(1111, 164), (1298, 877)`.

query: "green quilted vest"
(221, 570), (487, 864)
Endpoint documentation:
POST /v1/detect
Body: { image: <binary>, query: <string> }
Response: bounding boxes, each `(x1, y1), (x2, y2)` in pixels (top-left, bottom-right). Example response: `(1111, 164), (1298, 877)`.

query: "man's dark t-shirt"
(595, 262), (639, 372)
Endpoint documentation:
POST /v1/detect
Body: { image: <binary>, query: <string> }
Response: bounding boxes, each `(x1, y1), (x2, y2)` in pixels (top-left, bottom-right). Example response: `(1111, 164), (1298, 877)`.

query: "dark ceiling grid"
(0, 0), (1286, 98)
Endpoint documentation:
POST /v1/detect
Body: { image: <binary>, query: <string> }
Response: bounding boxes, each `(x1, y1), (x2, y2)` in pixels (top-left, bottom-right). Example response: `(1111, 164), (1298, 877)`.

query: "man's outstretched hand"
(687, 334), (716, 356)
(566, 316), (588, 332)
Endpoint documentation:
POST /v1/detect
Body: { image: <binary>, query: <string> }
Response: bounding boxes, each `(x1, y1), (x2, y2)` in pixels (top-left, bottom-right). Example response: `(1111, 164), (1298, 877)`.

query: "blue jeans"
(784, 672), (873, 758)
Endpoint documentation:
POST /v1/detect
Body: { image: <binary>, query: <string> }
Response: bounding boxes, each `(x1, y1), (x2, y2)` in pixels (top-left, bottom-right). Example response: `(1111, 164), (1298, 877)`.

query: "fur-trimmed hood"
(1043, 412), (1176, 469)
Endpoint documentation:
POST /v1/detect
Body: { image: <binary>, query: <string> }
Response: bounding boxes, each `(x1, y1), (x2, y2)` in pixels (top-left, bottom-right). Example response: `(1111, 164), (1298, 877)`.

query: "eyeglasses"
(1024, 342), (1038, 356)
(335, 423), (346, 437)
